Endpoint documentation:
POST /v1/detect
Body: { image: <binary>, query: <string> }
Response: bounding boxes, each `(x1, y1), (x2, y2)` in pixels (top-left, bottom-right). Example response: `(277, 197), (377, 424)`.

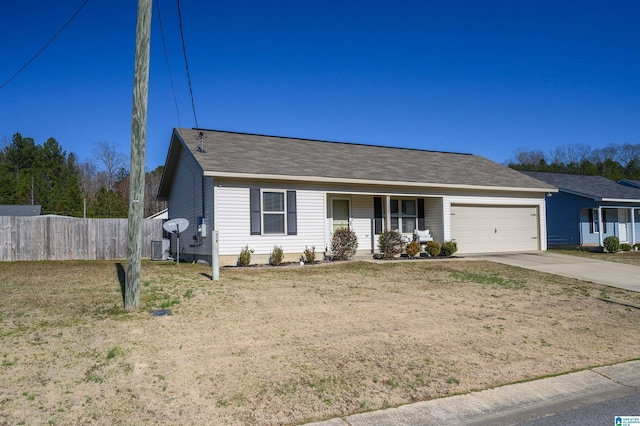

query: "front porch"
(325, 193), (444, 254)
(580, 206), (639, 247)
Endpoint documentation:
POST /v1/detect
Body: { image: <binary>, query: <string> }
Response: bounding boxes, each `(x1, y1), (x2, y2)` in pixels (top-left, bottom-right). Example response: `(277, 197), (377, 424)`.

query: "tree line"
(0, 133), (167, 217)
(508, 142), (640, 182)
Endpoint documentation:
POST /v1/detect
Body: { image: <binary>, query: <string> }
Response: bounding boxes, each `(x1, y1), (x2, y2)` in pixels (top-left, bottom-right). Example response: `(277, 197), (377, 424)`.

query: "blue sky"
(1, 1), (639, 170)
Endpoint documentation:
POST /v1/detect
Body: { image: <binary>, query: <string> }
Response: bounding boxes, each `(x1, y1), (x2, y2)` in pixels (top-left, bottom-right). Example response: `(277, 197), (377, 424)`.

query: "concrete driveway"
(475, 251), (640, 292)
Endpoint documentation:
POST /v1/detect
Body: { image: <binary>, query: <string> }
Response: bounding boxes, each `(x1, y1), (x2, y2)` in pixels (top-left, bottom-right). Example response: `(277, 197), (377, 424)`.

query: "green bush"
(270, 246), (284, 265)
(619, 243), (633, 252)
(302, 246), (316, 264)
(425, 241), (441, 257)
(603, 236), (620, 253)
(406, 240), (420, 258)
(238, 245), (253, 266)
(441, 241), (458, 257)
(331, 227), (358, 260)
(378, 229), (403, 258)
(634, 243), (640, 250)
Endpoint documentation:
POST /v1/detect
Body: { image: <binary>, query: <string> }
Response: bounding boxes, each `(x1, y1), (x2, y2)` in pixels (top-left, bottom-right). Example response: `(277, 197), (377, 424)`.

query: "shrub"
(238, 245), (253, 266)
(331, 227), (358, 260)
(406, 240), (420, 258)
(302, 246), (316, 264)
(619, 243), (633, 252)
(634, 243), (640, 251)
(270, 246), (284, 265)
(603, 236), (620, 253)
(441, 241), (458, 257)
(425, 241), (441, 257)
(378, 229), (403, 258)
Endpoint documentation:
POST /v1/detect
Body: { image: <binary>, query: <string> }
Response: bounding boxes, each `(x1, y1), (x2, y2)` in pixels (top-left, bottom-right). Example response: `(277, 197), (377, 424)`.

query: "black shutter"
(417, 198), (425, 230)
(287, 190), (297, 235)
(588, 209), (594, 233)
(374, 197), (383, 234)
(602, 209), (607, 233)
(250, 188), (261, 235)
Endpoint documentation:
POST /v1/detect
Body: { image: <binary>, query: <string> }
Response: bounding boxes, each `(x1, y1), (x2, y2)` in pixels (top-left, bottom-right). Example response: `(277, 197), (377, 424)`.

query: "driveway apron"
(476, 252), (640, 292)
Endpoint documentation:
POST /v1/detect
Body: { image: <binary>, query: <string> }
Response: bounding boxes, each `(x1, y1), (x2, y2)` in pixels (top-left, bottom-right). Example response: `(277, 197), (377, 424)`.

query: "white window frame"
(261, 189), (287, 235)
(592, 208), (600, 233)
(390, 198), (418, 234)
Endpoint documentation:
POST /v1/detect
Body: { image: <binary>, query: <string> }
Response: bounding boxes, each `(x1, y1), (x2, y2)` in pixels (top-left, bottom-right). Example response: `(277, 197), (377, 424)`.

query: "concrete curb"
(304, 360), (640, 426)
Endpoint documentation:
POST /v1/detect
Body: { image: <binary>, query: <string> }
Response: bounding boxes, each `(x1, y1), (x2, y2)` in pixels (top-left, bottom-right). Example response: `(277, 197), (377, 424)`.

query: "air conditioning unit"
(151, 239), (170, 261)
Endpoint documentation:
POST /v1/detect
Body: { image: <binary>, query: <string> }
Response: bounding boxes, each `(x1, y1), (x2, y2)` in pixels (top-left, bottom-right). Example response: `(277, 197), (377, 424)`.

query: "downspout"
(598, 206), (603, 247)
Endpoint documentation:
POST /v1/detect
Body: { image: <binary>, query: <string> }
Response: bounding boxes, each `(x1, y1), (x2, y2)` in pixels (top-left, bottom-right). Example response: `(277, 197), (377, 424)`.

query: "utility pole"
(125, 0), (152, 310)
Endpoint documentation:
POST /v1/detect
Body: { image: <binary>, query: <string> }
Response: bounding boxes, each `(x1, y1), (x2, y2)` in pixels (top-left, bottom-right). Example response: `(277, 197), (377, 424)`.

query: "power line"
(155, 0), (181, 128)
(0, 0), (90, 91)
(176, 0), (200, 131)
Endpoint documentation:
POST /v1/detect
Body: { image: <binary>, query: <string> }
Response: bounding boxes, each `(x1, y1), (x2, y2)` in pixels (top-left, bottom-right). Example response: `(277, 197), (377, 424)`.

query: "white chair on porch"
(413, 229), (433, 244)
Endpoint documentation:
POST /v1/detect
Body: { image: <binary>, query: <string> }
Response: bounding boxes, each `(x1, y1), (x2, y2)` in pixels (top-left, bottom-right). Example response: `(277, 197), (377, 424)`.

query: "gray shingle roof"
(163, 129), (554, 193)
(522, 171), (640, 201)
(0, 205), (41, 216)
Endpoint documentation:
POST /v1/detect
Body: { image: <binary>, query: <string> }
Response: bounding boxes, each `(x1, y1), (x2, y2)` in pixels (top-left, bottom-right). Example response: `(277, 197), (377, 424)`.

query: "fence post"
(212, 230), (219, 280)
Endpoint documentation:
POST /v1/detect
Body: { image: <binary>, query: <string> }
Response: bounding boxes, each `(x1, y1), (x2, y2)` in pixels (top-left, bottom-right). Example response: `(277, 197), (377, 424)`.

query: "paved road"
(306, 361), (640, 426)
(475, 251), (640, 292)
(518, 392), (640, 426)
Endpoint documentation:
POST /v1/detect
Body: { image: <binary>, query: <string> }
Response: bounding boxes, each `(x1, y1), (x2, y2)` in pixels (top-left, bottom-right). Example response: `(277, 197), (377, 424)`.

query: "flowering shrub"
(378, 229), (403, 258)
(331, 227), (358, 260)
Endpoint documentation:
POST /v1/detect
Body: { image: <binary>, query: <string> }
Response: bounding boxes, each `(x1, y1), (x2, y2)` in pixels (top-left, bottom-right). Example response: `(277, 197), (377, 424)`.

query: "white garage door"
(450, 205), (540, 254)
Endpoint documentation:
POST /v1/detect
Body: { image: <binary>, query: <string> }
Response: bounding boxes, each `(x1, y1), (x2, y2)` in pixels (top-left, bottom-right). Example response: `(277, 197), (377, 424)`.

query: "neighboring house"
(619, 179), (640, 190)
(158, 129), (556, 265)
(522, 171), (640, 247)
(0, 205), (41, 216)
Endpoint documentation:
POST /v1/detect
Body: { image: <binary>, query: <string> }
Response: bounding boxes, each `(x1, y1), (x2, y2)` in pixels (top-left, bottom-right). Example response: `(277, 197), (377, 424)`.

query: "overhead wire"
(155, 0), (182, 128)
(176, 0), (200, 131)
(0, 0), (90, 90)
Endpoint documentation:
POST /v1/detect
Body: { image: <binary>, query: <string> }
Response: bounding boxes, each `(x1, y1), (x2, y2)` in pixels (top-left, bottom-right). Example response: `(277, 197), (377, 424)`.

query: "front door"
(618, 209), (629, 243)
(332, 199), (350, 232)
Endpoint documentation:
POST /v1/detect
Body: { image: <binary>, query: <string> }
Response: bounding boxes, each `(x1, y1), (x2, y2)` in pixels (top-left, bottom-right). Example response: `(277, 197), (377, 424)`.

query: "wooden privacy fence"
(0, 216), (164, 261)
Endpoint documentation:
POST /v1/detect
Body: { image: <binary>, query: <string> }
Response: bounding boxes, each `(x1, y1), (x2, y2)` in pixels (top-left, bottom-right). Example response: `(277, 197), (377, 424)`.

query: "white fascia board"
(600, 198), (640, 204)
(202, 171), (557, 193)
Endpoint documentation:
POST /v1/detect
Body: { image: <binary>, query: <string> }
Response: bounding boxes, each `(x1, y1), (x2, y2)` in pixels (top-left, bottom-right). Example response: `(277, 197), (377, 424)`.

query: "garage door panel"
(451, 205), (539, 254)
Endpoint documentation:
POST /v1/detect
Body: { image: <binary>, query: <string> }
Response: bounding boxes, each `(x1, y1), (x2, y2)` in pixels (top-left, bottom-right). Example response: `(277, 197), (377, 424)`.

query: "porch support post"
(631, 208), (636, 245)
(598, 206), (603, 247)
(385, 195), (391, 231)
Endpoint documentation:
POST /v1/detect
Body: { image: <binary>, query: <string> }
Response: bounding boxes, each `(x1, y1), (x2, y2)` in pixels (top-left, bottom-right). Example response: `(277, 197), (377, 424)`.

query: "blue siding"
(545, 192), (597, 245)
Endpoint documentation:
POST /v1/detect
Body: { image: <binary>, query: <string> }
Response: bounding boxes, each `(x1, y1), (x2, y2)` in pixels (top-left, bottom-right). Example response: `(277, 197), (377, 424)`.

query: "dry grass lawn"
(552, 248), (640, 267)
(1, 259), (640, 425)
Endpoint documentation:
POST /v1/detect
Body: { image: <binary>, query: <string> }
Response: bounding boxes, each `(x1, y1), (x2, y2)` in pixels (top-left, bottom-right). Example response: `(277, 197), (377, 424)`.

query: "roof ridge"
(184, 128), (474, 157)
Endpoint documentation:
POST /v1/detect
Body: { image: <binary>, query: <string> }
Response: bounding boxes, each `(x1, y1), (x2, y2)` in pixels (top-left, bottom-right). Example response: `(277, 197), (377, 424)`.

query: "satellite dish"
(163, 218), (189, 236)
(163, 218), (189, 265)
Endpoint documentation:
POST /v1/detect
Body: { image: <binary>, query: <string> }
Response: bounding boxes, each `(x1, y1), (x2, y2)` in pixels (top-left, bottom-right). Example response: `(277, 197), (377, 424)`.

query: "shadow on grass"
(200, 272), (213, 280)
(115, 263), (125, 304)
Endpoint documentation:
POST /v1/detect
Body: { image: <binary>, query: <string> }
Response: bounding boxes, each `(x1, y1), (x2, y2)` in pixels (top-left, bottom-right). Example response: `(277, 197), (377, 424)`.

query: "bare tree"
(92, 141), (128, 190)
(550, 144), (592, 165)
(510, 148), (547, 166)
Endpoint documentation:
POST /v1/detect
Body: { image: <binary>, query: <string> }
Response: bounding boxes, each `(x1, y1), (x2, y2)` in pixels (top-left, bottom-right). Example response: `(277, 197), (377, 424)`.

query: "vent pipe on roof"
(197, 131), (206, 153)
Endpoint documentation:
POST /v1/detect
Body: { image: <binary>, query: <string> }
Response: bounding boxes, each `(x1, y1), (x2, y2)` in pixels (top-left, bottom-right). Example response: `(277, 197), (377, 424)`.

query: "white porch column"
(632, 208), (636, 245)
(385, 195), (391, 231)
(598, 206), (604, 247)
